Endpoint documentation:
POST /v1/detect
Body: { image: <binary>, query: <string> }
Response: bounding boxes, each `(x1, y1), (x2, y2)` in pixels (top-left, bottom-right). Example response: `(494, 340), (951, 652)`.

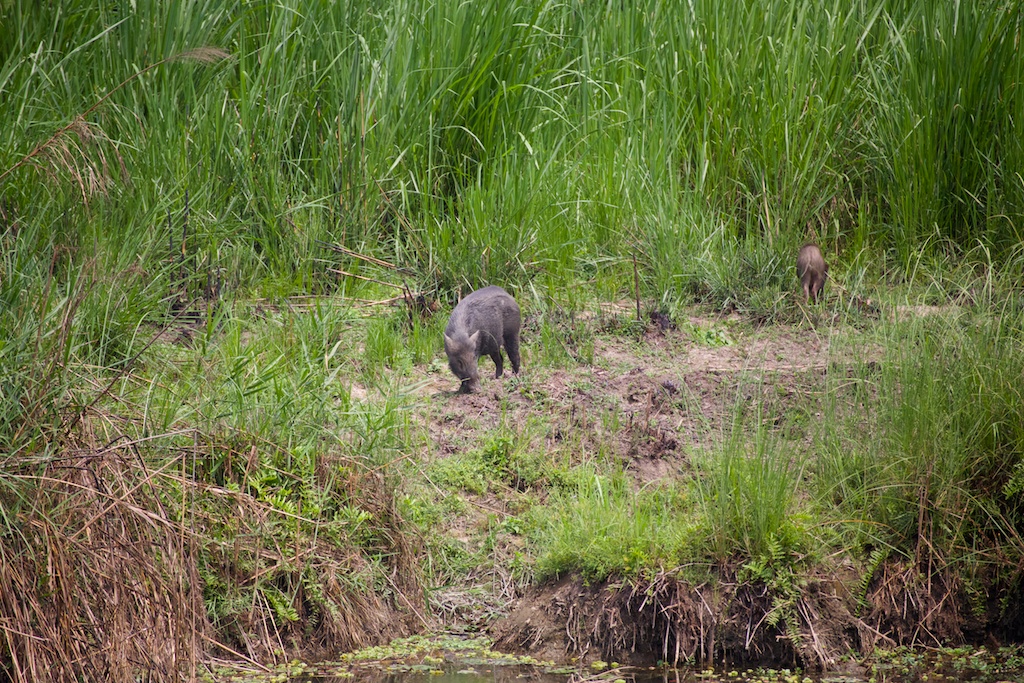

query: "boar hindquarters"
(444, 285), (521, 393)
(797, 244), (827, 303)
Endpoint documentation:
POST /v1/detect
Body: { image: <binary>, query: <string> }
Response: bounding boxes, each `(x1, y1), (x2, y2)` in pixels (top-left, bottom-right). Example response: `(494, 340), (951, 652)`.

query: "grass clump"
(815, 307), (1024, 632)
(820, 310), (1024, 555)
(696, 412), (810, 566)
(530, 469), (697, 582)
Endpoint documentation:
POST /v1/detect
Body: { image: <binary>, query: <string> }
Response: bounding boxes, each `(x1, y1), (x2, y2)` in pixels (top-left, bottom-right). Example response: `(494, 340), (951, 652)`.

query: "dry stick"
(68, 452), (186, 541)
(633, 252), (641, 321)
(180, 187), (189, 298)
(86, 428), (196, 458)
(185, 431), (197, 682)
(327, 267), (405, 291)
(400, 279), (417, 326)
(797, 599), (828, 666)
(347, 295), (408, 307)
(62, 299), (202, 438)
(359, 91), (367, 231)
(249, 548), (317, 583)
(382, 568), (431, 630)
(0, 48), (228, 187)
(319, 241), (409, 272)
(199, 633), (270, 672)
(854, 616), (897, 646)
(19, 475), (191, 535)
(251, 567), (288, 659)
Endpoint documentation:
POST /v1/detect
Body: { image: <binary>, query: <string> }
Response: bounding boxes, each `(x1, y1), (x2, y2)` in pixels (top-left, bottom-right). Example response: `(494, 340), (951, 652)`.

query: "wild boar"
(444, 285), (521, 393)
(797, 244), (827, 303)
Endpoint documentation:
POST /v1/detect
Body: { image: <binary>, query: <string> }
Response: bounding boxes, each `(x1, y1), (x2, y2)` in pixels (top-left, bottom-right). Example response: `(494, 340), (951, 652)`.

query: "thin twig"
(633, 252), (641, 321)
(68, 453), (186, 541)
(327, 267), (405, 290)
(200, 633), (270, 672)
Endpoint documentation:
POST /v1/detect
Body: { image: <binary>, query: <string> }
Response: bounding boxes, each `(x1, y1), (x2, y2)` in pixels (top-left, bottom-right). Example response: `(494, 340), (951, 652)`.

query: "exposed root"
(861, 558), (965, 649)
(493, 572), (862, 670)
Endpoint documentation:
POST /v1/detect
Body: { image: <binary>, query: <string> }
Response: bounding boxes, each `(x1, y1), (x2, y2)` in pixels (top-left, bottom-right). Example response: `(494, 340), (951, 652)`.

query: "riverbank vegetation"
(1, 0), (1023, 680)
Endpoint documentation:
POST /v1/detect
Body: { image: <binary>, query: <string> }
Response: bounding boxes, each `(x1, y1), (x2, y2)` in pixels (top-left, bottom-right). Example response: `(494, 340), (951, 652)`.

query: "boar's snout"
(458, 376), (481, 393)
(444, 333), (481, 393)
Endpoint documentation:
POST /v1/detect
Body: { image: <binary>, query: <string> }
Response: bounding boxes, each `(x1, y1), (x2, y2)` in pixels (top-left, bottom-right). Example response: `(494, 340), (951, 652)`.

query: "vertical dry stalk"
(633, 253), (641, 321)
(0, 448), (207, 682)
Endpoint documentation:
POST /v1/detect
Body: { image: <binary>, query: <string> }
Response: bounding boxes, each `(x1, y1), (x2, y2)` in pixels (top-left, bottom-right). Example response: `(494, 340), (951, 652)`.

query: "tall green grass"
(696, 409), (809, 565)
(3, 0), (1021, 309)
(817, 307), (1024, 569)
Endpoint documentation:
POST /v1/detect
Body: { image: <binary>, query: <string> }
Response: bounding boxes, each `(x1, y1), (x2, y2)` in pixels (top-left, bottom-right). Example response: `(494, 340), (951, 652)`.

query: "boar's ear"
(443, 333), (454, 349)
(468, 331), (480, 347)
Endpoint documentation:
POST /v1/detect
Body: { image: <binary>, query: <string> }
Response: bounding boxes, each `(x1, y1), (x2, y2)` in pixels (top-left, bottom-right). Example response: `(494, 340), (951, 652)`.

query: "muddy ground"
(414, 310), (839, 474)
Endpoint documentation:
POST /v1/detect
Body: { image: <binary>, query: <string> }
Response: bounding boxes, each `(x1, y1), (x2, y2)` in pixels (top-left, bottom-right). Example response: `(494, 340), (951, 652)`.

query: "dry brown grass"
(0, 428), (422, 681)
(0, 442), (205, 682)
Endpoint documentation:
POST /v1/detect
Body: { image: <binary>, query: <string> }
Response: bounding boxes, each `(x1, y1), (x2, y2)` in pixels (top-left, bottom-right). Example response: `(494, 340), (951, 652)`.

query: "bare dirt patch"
(412, 315), (838, 475)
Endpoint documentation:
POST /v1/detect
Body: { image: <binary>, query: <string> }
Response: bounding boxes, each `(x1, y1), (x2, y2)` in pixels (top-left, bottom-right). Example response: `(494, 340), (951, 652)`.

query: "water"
(216, 639), (1024, 683)
(301, 664), (569, 683)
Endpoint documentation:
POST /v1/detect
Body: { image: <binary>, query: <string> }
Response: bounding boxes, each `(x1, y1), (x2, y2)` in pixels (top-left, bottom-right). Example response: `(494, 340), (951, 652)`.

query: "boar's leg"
(505, 334), (521, 374)
(490, 351), (504, 378)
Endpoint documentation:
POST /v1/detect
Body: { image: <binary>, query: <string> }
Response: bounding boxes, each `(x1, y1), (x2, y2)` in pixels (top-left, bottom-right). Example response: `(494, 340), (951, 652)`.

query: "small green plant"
(427, 454), (490, 495)
(683, 321), (732, 348)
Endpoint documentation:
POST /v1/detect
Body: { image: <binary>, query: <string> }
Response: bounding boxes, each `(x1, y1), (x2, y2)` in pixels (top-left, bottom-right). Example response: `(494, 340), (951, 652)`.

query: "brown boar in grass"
(444, 285), (521, 393)
(797, 244), (827, 303)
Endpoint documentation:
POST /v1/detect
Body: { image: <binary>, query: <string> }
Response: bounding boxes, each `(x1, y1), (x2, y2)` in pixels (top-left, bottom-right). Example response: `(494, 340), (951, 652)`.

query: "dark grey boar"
(444, 285), (521, 393)
(797, 244), (827, 303)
